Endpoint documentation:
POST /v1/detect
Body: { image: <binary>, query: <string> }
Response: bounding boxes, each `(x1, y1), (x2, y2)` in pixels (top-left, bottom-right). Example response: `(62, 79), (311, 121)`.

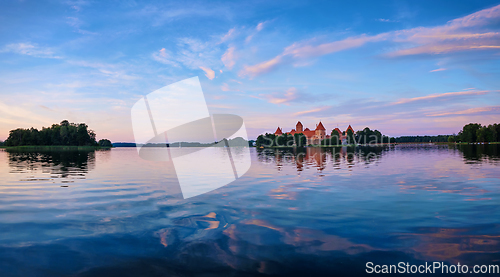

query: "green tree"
(486, 124), (497, 142)
(476, 125), (496, 143)
(256, 135), (265, 147)
(4, 120), (98, 146)
(330, 130), (341, 145)
(98, 139), (113, 147)
(346, 129), (355, 145)
(294, 133), (307, 147)
(459, 123), (482, 143)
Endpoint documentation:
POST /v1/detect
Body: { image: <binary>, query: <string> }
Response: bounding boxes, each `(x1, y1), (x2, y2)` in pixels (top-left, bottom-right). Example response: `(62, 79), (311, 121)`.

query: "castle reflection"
(257, 144), (500, 173)
(256, 146), (388, 172)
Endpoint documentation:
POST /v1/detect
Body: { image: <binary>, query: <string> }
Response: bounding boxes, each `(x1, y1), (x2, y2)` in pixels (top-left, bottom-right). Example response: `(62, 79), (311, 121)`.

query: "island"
(1, 120), (113, 149)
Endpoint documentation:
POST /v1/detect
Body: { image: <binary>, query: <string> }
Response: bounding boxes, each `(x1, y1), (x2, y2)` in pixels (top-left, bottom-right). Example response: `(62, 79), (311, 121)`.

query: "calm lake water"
(0, 145), (499, 276)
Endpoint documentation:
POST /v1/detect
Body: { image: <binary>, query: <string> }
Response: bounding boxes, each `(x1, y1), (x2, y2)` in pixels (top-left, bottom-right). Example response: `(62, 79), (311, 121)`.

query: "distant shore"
(0, 145), (113, 150)
(257, 141), (500, 148)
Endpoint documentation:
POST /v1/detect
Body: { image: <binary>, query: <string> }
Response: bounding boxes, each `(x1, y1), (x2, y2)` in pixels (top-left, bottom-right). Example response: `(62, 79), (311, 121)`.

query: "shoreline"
(256, 142), (500, 148)
(0, 146), (113, 150)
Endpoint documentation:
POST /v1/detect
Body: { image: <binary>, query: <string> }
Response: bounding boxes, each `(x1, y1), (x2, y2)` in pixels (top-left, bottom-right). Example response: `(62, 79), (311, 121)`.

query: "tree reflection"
(6, 148), (104, 180)
(256, 146), (389, 172)
(455, 144), (500, 163)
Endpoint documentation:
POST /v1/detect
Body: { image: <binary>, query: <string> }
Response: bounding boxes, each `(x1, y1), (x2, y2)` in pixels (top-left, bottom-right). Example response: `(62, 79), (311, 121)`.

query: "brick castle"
(274, 121), (354, 145)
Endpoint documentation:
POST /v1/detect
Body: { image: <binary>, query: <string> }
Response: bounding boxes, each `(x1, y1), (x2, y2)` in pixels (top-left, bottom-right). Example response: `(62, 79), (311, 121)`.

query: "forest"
(2, 120), (112, 147)
(450, 123), (500, 143)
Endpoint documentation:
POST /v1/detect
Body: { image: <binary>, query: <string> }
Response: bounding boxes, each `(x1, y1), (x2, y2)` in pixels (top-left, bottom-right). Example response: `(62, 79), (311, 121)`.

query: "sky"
(0, 0), (500, 142)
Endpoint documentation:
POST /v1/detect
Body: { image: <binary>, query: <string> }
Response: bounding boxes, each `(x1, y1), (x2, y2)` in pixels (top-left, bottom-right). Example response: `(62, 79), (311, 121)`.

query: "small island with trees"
(0, 120), (113, 149)
(256, 122), (500, 148)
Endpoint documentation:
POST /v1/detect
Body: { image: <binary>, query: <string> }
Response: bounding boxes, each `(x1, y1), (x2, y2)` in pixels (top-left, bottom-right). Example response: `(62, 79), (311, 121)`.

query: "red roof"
(296, 121), (303, 127)
(303, 130), (316, 138)
(316, 121), (326, 131)
(346, 125), (354, 133)
(275, 127), (282, 135)
(304, 128), (310, 131)
(333, 128), (342, 135)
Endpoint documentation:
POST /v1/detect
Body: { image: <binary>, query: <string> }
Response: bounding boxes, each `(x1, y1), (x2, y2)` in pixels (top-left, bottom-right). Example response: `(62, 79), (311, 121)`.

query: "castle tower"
(296, 121), (303, 132)
(274, 127), (283, 135)
(315, 121), (326, 140)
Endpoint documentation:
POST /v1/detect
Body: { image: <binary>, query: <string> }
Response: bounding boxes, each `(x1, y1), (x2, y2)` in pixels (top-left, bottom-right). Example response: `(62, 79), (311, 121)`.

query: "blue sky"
(1, 0), (499, 141)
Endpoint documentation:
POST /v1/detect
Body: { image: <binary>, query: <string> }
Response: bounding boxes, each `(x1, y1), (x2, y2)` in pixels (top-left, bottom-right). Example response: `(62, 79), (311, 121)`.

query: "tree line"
(449, 123), (500, 143)
(256, 127), (392, 147)
(255, 122), (500, 148)
(3, 120), (112, 147)
(393, 135), (450, 143)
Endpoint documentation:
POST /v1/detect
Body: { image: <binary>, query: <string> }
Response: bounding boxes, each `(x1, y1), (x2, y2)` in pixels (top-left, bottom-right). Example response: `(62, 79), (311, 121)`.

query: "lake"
(0, 145), (499, 276)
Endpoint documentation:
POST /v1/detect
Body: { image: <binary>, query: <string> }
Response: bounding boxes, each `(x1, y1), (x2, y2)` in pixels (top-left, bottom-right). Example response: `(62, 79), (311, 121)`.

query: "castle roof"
(333, 128), (342, 135)
(346, 125), (354, 133)
(303, 130), (316, 138)
(275, 127), (282, 135)
(316, 121), (326, 130)
(296, 121), (303, 127)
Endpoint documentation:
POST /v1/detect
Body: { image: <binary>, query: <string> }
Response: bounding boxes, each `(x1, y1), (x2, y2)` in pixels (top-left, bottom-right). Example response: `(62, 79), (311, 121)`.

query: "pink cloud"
(263, 87), (298, 105)
(430, 68), (447, 72)
(239, 4), (500, 77)
(239, 55), (283, 78)
(199, 66), (215, 80)
(390, 90), (489, 105)
(220, 28), (236, 43)
(256, 22), (265, 32)
(427, 106), (500, 117)
(293, 106), (329, 116)
(221, 46), (236, 69)
(282, 33), (389, 59)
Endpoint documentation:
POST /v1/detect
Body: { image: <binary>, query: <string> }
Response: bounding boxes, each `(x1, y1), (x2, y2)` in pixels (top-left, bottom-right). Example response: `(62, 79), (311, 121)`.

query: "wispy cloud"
(386, 4), (500, 56)
(65, 16), (97, 35)
(390, 90), (489, 105)
(199, 66), (215, 80)
(136, 4), (231, 27)
(256, 22), (265, 32)
(0, 100), (54, 127)
(1, 43), (61, 59)
(293, 106), (329, 116)
(246, 21), (268, 43)
(240, 4), (500, 77)
(64, 0), (91, 11)
(152, 48), (179, 66)
(427, 106), (500, 117)
(221, 83), (230, 91)
(240, 34), (389, 77)
(152, 36), (224, 72)
(377, 18), (399, 23)
(258, 87), (332, 105)
(221, 46), (236, 69)
(220, 28), (236, 43)
(68, 60), (139, 81)
(240, 55), (284, 78)
(263, 87), (298, 104)
(430, 68), (447, 72)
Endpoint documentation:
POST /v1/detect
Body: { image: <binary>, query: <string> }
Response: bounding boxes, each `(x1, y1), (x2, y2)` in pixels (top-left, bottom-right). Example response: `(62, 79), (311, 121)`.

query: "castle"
(274, 121), (354, 145)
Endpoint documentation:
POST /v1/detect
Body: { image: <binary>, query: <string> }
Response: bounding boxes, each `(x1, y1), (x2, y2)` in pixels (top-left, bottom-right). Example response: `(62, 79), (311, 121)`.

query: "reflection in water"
(456, 144), (500, 163)
(257, 144), (500, 172)
(0, 146), (500, 276)
(257, 146), (388, 172)
(6, 148), (100, 182)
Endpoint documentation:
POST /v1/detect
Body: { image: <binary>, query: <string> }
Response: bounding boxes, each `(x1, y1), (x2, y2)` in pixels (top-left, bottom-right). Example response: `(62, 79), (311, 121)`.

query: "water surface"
(0, 145), (499, 276)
